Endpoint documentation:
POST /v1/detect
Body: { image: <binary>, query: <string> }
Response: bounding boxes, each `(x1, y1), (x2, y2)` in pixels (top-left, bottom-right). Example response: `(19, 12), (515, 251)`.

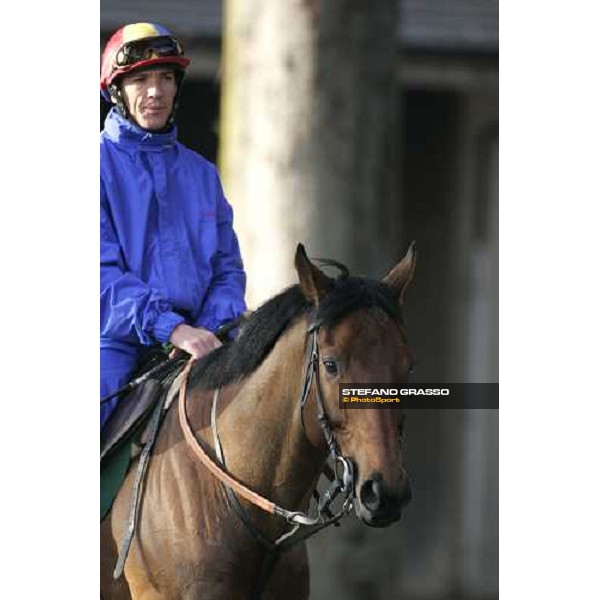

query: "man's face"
(119, 67), (177, 131)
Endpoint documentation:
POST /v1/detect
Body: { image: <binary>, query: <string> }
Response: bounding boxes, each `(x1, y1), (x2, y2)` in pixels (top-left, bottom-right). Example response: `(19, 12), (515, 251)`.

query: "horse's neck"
(215, 320), (326, 513)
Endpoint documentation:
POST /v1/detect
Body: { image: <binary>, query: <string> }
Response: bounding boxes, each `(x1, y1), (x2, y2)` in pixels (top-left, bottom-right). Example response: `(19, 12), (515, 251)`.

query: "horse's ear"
(383, 241), (417, 305)
(294, 243), (334, 306)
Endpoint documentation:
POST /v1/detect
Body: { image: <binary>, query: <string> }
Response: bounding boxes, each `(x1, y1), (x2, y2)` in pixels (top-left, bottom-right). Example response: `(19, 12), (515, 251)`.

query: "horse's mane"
(189, 264), (401, 390)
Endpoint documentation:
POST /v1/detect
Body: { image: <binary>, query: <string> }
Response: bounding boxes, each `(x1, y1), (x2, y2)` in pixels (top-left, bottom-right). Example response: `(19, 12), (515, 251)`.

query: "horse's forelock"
(315, 277), (401, 332)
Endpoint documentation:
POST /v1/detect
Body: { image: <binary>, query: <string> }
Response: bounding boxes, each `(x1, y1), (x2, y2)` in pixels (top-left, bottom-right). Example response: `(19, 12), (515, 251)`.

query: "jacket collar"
(103, 108), (177, 150)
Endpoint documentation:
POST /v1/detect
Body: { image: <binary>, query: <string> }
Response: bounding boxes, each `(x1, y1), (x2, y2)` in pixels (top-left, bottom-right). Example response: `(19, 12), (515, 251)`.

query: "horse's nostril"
(360, 479), (382, 512)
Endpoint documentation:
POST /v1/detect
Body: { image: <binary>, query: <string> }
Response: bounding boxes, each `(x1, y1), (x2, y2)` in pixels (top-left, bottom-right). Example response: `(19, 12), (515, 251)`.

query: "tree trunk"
(220, 0), (399, 306)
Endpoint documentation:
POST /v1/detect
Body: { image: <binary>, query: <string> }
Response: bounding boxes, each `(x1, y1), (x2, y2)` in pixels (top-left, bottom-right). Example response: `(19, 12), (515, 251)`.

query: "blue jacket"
(100, 108), (246, 350)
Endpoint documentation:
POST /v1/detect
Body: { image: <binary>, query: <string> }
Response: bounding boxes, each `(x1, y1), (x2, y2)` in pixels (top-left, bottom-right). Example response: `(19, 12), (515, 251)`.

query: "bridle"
(177, 322), (356, 596)
(298, 322), (355, 515)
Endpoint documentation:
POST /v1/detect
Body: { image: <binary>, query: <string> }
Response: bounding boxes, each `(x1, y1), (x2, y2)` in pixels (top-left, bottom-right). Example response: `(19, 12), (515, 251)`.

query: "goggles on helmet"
(114, 36), (185, 68)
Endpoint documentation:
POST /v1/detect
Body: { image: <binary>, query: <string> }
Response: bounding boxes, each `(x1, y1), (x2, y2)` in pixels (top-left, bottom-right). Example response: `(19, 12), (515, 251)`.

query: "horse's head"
(295, 243), (416, 528)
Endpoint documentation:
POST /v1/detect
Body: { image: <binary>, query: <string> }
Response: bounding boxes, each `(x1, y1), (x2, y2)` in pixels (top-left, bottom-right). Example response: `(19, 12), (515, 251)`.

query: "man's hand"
(169, 324), (222, 359)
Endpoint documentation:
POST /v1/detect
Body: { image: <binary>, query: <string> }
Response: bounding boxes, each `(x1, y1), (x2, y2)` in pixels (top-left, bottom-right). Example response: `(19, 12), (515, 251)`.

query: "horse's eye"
(408, 365), (416, 375)
(322, 359), (339, 376)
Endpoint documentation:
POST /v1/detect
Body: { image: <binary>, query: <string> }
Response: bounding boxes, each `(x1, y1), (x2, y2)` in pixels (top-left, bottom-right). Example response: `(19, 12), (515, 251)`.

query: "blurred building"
(100, 2), (498, 598)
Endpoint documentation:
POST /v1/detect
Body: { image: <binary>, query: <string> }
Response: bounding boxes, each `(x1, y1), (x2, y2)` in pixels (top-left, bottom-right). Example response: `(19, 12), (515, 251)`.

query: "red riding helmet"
(100, 23), (190, 102)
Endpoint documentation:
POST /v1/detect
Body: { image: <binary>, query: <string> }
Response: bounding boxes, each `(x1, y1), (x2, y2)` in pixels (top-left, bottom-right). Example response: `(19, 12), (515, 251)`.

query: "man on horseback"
(100, 23), (246, 429)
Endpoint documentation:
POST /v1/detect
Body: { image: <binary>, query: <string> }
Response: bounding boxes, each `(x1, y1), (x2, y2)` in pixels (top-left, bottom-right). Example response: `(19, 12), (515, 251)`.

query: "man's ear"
(382, 241), (417, 306)
(294, 244), (334, 306)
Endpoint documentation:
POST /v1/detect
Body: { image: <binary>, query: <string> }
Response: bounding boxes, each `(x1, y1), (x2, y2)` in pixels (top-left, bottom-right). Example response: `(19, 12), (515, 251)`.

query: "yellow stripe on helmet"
(121, 23), (161, 44)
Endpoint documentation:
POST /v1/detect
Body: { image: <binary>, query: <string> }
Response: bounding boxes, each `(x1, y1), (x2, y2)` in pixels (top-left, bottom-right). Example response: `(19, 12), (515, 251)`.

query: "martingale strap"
(210, 387), (277, 550)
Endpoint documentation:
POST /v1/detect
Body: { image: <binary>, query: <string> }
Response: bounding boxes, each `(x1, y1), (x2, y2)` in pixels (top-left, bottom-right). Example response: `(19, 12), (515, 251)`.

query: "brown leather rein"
(178, 359), (285, 518)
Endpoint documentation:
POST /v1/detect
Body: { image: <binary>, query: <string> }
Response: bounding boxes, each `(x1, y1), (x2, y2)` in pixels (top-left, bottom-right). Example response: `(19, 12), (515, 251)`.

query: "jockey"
(100, 23), (246, 429)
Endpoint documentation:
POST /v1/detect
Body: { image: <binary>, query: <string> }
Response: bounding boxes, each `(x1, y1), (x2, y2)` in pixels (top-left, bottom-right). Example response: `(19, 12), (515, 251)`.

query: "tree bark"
(220, 0), (399, 306)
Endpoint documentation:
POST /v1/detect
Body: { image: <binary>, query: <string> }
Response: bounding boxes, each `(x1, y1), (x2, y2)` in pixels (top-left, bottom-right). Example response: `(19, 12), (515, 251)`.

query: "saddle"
(100, 379), (162, 464)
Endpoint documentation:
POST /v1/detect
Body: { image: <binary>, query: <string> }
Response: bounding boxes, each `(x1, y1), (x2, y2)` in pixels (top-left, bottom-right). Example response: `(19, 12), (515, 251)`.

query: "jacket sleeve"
(100, 179), (186, 345)
(194, 174), (247, 333)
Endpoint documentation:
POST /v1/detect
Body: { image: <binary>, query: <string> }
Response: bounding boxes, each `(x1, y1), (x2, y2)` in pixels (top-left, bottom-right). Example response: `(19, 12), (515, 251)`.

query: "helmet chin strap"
(109, 69), (186, 133)
(108, 83), (129, 120)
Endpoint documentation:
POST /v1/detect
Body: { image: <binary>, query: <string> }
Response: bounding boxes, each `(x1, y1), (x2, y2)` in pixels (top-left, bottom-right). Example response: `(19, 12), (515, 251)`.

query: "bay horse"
(101, 243), (417, 600)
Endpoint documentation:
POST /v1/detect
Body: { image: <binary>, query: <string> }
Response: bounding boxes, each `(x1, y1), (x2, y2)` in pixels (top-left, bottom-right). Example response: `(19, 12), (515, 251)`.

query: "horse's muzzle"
(356, 472), (412, 527)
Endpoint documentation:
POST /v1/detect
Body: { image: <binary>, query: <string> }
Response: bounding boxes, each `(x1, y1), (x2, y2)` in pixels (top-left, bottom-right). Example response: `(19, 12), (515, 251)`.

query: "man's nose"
(147, 80), (163, 98)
